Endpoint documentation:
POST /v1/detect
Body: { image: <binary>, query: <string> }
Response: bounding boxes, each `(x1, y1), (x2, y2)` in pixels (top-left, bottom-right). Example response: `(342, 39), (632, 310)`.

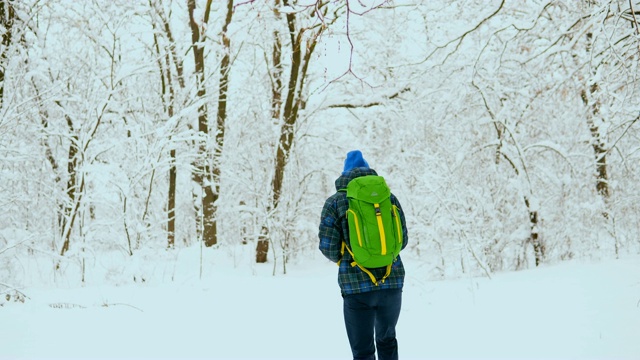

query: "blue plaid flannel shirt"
(318, 167), (408, 295)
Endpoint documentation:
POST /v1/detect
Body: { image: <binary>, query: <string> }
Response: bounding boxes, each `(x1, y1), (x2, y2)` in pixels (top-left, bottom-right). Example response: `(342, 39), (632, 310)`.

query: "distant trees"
(573, 2), (640, 207)
(323, 0), (640, 273)
(0, 0), (638, 285)
(576, 1), (640, 256)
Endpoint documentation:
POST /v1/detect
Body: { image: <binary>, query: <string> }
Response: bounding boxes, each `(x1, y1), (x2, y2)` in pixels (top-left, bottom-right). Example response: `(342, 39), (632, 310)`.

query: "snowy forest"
(1, 0), (640, 290)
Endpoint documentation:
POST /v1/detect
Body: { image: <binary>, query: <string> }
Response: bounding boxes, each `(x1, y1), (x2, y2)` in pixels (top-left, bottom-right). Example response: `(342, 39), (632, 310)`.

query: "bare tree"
(35, 1), (137, 258)
(471, 68), (545, 266)
(547, 3), (640, 218)
(186, 0), (235, 248)
(149, 0), (187, 248)
(212, 0), (234, 244)
(187, 0), (217, 247)
(256, 0), (333, 263)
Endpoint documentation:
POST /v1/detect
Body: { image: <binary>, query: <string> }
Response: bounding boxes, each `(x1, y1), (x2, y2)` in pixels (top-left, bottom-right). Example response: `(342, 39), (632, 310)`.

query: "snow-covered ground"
(1, 252), (639, 360)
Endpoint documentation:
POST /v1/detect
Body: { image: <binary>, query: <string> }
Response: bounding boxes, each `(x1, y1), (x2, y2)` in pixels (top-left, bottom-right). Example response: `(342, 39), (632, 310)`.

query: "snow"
(2, 253), (639, 360)
(3, 2), (640, 359)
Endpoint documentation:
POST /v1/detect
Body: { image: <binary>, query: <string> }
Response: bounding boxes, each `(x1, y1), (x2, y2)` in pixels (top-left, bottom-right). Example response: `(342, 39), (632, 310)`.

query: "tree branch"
(417, 0), (505, 65)
(623, 0), (640, 35)
(327, 87), (410, 108)
(0, 282), (30, 301)
(0, 238), (30, 255)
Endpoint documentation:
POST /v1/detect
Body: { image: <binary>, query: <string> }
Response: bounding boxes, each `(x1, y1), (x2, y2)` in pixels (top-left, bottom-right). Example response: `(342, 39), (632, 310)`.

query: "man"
(319, 150), (408, 360)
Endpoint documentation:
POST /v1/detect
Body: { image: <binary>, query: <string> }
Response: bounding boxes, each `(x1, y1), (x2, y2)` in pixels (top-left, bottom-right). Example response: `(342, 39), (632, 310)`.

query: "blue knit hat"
(343, 150), (369, 174)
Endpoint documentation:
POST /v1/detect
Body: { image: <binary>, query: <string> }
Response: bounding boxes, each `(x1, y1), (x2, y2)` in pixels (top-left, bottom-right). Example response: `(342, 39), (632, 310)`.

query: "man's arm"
(318, 196), (343, 263)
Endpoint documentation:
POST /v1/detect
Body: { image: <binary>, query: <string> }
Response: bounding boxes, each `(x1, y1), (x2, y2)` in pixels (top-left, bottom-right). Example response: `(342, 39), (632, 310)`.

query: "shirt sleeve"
(318, 196), (343, 263)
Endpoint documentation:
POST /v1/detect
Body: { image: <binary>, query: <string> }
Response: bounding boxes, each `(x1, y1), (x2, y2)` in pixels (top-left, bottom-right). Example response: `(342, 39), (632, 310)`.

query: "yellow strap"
(343, 243), (393, 286)
(347, 209), (363, 247)
(374, 203), (387, 255)
(382, 264), (392, 283)
(393, 205), (402, 245)
(337, 242), (346, 266)
(357, 264), (381, 285)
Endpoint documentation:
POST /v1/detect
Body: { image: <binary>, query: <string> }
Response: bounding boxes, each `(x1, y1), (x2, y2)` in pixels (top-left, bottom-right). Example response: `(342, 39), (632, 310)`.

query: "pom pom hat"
(342, 150), (370, 174)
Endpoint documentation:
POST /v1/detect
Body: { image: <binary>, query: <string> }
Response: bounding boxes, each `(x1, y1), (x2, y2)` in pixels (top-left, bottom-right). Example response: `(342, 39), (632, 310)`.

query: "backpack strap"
(342, 242), (392, 286)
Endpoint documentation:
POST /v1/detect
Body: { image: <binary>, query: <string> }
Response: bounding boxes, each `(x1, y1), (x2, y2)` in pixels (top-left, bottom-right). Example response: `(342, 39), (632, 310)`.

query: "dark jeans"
(343, 289), (402, 360)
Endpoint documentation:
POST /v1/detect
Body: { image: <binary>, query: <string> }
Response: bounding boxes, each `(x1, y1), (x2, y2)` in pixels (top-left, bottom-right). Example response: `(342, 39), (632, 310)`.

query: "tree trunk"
(151, 1), (186, 248)
(580, 32), (611, 218)
(60, 115), (79, 256)
(31, 81), (65, 231)
(154, 20), (176, 248)
(209, 0), (234, 246)
(168, 149), (177, 247)
(0, 0), (15, 108)
(56, 87), (106, 257)
(271, 26), (283, 121)
(256, 234), (269, 263)
(256, 5), (285, 263)
(524, 196), (543, 266)
(581, 83), (611, 201)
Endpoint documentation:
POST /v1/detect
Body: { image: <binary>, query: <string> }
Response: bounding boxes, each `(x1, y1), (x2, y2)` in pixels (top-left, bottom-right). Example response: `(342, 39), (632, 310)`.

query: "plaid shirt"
(319, 167), (408, 295)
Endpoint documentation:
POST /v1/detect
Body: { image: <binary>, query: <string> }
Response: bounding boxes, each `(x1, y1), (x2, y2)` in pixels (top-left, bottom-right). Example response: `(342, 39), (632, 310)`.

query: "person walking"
(319, 150), (409, 360)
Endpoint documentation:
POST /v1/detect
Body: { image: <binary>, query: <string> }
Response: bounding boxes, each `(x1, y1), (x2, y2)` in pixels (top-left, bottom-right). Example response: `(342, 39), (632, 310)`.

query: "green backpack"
(339, 175), (404, 285)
